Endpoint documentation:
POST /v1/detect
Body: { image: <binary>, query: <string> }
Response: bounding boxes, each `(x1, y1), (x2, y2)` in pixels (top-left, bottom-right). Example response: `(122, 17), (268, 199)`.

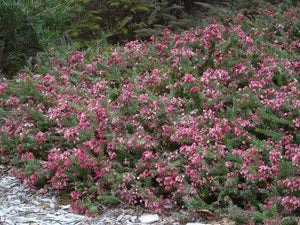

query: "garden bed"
(0, 1), (299, 224)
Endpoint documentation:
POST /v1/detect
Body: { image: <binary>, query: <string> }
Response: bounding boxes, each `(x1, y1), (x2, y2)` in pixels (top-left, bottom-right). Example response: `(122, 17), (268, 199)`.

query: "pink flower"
(293, 118), (300, 128)
(29, 172), (38, 186)
(21, 152), (34, 161)
(281, 196), (300, 212)
(36, 131), (46, 144)
(182, 74), (196, 83)
(190, 86), (199, 93)
(238, 14), (244, 21)
(225, 161), (233, 168)
(142, 151), (153, 161)
(0, 82), (7, 93)
(70, 51), (84, 63)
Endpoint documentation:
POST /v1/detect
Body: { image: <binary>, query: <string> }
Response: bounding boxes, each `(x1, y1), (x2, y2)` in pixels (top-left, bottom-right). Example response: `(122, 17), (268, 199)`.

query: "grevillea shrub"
(0, 1), (299, 223)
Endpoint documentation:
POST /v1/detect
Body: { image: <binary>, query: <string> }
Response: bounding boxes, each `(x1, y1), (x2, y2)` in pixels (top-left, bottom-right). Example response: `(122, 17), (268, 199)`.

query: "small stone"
(123, 215), (132, 220)
(59, 204), (71, 210)
(130, 215), (137, 222)
(2, 220), (14, 225)
(186, 223), (211, 225)
(32, 200), (40, 205)
(0, 165), (6, 170)
(0, 170), (180, 225)
(116, 213), (124, 221)
(139, 214), (160, 224)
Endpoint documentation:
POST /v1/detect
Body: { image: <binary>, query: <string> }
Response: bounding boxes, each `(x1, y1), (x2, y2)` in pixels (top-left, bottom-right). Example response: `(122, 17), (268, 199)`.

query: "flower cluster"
(0, 2), (299, 223)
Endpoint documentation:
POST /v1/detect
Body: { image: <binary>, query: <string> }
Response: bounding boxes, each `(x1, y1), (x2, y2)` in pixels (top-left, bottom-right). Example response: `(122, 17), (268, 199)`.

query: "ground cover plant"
(0, 1), (299, 224)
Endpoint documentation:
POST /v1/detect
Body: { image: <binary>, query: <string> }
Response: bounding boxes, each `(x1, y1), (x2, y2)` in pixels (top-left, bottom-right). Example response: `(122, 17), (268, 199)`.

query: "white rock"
(139, 214), (160, 224)
(2, 220), (14, 225)
(66, 213), (86, 219)
(186, 223), (211, 225)
(117, 213), (124, 221)
(130, 215), (137, 222)
(59, 204), (71, 210)
(0, 168), (179, 225)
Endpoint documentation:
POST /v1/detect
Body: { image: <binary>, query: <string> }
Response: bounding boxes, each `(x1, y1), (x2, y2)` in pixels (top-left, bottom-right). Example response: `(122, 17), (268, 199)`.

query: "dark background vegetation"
(1, 0), (297, 79)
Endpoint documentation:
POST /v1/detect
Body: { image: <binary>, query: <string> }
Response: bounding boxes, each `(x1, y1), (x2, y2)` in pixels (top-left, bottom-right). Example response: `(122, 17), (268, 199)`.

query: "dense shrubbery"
(70, 0), (150, 42)
(0, 1), (299, 224)
(69, 0), (198, 42)
(0, 0), (196, 78)
(2, 0), (294, 79)
(0, 0), (80, 78)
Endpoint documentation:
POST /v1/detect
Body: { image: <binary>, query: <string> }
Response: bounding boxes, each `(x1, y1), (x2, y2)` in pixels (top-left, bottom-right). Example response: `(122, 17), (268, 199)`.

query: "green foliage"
(0, 0), (80, 78)
(65, 0), (197, 43)
(281, 217), (299, 225)
(0, 0), (299, 223)
(69, 0), (150, 43)
(97, 195), (121, 205)
(0, 0), (40, 77)
(135, 0), (194, 38)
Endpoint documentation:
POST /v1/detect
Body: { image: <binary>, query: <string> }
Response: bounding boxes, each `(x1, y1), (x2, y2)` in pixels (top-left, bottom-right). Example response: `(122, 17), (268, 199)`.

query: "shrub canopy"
(0, 1), (299, 223)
